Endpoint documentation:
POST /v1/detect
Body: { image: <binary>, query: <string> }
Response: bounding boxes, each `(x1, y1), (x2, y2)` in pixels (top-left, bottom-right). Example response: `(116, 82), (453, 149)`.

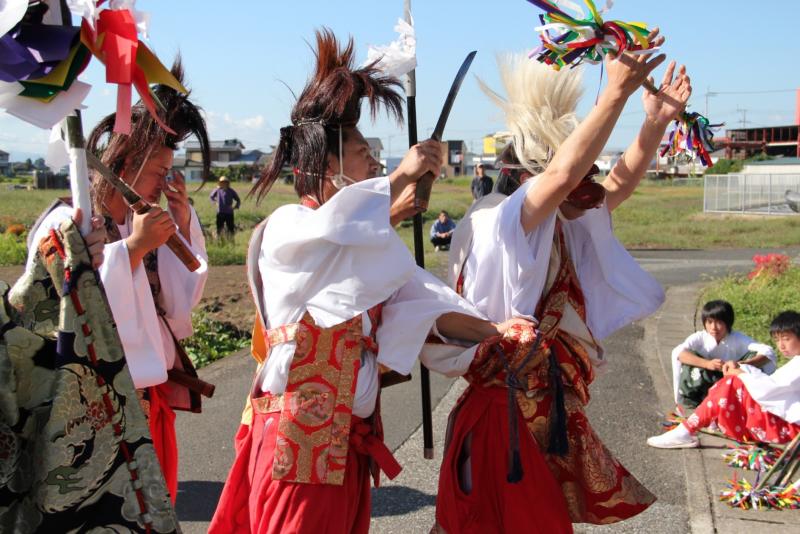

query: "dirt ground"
(0, 264), (254, 332)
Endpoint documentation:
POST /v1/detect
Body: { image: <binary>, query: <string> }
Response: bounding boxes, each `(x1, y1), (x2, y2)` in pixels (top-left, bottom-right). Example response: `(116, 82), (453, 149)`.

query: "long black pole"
(404, 0), (434, 460)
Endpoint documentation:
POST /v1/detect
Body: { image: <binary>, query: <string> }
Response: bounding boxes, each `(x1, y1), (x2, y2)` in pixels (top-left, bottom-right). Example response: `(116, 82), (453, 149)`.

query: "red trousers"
(436, 386), (573, 534)
(684, 375), (800, 444)
(147, 384), (178, 504)
(209, 411), (373, 534)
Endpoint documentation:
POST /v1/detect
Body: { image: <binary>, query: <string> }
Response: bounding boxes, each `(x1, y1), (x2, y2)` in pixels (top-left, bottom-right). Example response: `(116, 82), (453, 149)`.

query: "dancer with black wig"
(209, 29), (532, 534)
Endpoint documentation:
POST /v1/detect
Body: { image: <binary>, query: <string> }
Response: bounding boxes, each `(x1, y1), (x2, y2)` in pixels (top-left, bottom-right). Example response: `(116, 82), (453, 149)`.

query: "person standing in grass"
(671, 299), (776, 409)
(24, 60), (210, 504)
(209, 175), (241, 239)
(649, 310), (800, 448)
(470, 162), (493, 200)
(438, 36), (693, 531)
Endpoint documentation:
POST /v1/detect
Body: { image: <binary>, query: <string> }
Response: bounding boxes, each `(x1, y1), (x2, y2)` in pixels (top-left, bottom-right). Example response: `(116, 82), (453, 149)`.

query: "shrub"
(702, 259), (800, 364)
(0, 233), (28, 266)
(181, 310), (251, 368)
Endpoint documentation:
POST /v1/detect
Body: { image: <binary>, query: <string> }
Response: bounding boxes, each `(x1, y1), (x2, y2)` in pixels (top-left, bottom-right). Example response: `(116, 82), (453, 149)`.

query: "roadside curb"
(643, 282), (716, 534)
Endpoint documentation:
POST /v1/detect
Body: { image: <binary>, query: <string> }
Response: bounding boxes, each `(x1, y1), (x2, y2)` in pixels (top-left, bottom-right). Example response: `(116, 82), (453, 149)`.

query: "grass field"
(2, 179), (800, 266)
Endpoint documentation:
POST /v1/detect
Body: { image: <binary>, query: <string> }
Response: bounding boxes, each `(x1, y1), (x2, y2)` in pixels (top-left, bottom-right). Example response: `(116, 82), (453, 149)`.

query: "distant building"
(179, 138), (271, 181)
(741, 157), (800, 175)
(717, 125), (800, 160)
(0, 150), (9, 175)
(365, 137), (383, 162)
(441, 140), (467, 177)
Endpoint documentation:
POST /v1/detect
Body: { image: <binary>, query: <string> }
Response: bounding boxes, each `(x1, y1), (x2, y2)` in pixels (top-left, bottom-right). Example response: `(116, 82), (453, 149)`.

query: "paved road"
(175, 246), (800, 532)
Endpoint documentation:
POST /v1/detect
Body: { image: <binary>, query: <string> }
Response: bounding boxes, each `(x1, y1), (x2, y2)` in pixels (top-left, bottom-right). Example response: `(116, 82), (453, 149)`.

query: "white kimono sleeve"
(99, 239), (168, 388)
(462, 179), (556, 323)
(157, 206), (208, 340)
(260, 177), (416, 330)
(738, 357), (800, 424)
(378, 266), (483, 377)
(561, 203), (665, 341)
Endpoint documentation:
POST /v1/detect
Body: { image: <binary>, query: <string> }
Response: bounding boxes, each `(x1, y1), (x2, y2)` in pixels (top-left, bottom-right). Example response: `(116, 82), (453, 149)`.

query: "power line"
(711, 89), (796, 95)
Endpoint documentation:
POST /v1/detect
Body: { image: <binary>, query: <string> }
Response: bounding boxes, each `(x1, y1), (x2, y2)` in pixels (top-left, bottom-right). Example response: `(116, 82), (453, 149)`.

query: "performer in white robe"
(22, 59), (211, 504)
(210, 30), (529, 534)
(436, 41), (694, 531)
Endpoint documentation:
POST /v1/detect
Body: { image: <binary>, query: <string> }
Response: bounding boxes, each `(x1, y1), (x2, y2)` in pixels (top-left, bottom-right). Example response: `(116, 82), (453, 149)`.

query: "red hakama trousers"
(683, 375), (800, 444)
(436, 386), (573, 534)
(147, 383), (178, 504)
(209, 410), (390, 534)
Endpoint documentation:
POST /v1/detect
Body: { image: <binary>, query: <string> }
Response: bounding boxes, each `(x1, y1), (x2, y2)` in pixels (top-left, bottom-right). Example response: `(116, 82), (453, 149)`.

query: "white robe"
(26, 205), (208, 389)
(450, 178), (664, 354)
(250, 176), (480, 418)
(739, 356), (800, 424)
(670, 330), (777, 404)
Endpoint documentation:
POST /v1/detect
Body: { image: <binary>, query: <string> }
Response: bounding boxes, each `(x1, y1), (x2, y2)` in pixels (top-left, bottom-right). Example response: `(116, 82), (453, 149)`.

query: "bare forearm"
(604, 116), (670, 211)
(436, 312), (499, 343)
(522, 87), (628, 233)
(677, 350), (709, 369)
(741, 354), (770, 368)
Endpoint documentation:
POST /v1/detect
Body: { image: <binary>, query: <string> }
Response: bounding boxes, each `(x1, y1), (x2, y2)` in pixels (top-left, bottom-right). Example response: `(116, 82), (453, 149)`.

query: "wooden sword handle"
(413, 171), (436, 212)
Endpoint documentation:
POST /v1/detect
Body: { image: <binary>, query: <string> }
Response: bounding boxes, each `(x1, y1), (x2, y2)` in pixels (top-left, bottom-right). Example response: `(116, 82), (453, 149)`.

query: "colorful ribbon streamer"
(724, 445), (780, 472)
(0, 1), (184, 134)
(526, 0), (655, 70)
(720, 475), (800, 510)
(659, 111), (723, 167)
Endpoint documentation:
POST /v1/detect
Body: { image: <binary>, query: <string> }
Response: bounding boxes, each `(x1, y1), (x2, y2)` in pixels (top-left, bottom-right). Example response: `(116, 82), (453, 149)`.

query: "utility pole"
(736, 108), (750, 128)
(705, 87), (717, 116)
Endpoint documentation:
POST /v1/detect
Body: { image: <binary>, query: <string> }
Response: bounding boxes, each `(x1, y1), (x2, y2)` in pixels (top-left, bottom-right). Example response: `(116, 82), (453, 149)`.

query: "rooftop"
(746, 157), (800, 166)
(185, 138), (245, 151)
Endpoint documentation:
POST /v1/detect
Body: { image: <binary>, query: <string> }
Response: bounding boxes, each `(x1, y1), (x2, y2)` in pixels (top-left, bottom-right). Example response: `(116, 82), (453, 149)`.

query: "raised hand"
(164, 169), (192, 239)
(605, 27), (667, 97)
(643, 60), (692, 125)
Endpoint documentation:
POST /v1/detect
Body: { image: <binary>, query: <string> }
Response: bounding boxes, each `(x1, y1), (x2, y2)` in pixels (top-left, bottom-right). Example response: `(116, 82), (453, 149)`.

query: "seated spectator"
(650, 310), (800, 448)
(671, 300), (776, 408)
(430, 210), (456, 251)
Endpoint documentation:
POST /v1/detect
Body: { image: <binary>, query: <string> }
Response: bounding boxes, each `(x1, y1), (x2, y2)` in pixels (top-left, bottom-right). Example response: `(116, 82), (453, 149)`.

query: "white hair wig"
(477, 54), (583, 173)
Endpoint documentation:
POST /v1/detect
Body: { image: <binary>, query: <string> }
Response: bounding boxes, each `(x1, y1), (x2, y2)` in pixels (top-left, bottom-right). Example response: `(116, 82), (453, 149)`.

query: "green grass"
(3, 180), (800, 266)
(701, 266), (800, 365)
(0, 233), (27, 266)
(613, 185), (800, 249)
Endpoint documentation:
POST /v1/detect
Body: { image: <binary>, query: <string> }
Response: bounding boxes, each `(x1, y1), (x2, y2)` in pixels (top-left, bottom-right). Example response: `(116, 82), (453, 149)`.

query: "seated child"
(650, 310), (800, 448)
(672, 300), (776, 408)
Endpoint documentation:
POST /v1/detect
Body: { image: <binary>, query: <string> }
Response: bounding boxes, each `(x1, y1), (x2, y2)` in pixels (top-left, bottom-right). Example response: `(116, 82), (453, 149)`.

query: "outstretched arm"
(521, 33), (667, 234)
(604, 61), (692, 211)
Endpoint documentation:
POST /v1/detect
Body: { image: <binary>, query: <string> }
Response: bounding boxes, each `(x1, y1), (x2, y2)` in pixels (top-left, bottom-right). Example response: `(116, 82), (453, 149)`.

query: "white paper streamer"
(0, 0), (27, 37)
(1, 80), (90, 129)
(365, 17), (417, 79)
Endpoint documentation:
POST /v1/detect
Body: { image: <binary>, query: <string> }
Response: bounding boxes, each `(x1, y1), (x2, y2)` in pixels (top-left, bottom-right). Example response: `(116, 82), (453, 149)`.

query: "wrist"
(599, 84), (629, 107)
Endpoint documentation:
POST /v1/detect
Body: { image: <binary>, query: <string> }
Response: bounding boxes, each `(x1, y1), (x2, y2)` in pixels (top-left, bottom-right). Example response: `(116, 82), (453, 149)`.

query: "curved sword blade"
(431, 50), (477, 141)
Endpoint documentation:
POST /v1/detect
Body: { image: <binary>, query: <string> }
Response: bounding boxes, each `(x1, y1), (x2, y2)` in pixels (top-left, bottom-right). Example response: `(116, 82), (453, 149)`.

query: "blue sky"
(3, 0), (799, 160)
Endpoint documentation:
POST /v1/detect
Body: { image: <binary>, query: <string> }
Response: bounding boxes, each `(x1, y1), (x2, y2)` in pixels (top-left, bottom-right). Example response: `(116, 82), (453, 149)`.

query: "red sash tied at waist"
(350, 420), (402, 480)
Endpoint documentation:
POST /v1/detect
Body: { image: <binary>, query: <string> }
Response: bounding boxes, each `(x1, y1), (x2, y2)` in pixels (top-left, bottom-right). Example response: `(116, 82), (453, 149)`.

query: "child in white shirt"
(672, 300), (776, 407)
(651, 310), (800, 448)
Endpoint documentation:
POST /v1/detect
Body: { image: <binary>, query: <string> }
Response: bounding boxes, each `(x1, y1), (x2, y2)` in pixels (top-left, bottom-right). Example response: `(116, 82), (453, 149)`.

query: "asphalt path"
(175, 246), (800, 533)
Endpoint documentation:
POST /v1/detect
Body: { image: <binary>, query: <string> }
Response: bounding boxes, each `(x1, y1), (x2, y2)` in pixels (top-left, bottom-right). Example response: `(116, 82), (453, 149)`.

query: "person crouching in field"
(672, 299), (777, 409)
(25, 59), (211, 503)
(650, 310), (800, 448)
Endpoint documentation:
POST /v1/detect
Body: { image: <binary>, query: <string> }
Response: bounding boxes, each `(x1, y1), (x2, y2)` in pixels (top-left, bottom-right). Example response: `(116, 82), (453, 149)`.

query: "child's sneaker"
(647, 426), (700, 449)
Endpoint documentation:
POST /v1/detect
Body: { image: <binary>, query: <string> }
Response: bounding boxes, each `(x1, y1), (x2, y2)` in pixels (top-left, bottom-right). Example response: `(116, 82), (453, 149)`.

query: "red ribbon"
(81, 9), (176, 136)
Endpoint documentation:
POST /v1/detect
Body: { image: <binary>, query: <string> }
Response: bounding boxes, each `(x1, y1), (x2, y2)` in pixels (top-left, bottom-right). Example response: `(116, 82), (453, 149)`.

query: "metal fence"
(703, 174), (800, 215)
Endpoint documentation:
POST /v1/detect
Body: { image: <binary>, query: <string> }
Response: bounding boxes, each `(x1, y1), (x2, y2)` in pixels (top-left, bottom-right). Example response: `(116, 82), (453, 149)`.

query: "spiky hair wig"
(86, 56), (210, 210)
(477, 53), (583, 174)
(253, 28), (404, 203)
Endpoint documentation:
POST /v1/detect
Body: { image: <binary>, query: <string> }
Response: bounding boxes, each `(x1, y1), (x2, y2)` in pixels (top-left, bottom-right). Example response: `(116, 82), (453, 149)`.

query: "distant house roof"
(365, 137), (383, 151)
(238, 149), (266, 162)
(746, 157), (800, 166)
(185, 138), (245, 151)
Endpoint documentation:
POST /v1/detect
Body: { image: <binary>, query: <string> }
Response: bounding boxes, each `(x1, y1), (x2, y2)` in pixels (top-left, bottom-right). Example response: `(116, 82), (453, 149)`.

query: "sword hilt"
(413, 171), (436, 212)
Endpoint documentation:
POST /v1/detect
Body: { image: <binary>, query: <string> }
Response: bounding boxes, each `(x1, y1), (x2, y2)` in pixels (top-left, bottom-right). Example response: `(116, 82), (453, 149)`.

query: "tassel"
(507, 386), (523, 483)
(546, 348), (569, 456)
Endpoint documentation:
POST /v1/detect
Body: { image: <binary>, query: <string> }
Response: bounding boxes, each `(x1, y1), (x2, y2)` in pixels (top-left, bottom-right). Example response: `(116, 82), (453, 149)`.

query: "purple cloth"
(209, 187), (240, 214)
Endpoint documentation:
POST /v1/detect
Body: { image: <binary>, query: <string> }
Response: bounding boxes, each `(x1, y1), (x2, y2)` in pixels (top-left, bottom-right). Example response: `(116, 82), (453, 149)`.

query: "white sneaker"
(647, 427), (700, 449)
